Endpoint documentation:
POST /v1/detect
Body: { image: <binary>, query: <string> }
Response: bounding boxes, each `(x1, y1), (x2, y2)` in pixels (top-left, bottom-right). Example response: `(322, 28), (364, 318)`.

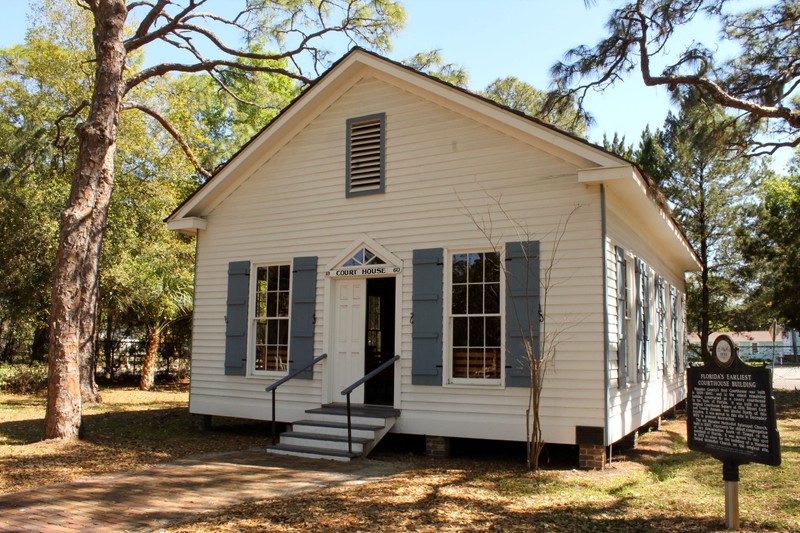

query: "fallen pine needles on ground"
(2, 387), (798, 532)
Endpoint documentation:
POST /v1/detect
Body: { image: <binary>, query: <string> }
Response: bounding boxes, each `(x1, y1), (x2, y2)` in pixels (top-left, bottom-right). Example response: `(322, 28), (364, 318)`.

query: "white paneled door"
(332, 279), (366, 403)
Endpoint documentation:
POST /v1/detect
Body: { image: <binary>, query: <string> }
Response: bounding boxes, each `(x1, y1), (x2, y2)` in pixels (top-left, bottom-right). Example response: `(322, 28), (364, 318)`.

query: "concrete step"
(267, 443), (358, 462)
(305, 404), (400, 427)
(291, 419), (383, 439)
(279, 431), (371, 453)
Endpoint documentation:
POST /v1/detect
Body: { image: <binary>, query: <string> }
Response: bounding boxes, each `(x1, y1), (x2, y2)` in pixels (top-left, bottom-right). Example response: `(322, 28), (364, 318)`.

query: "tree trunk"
(44, 0), (128, 440)
(139, 328), (159, 391)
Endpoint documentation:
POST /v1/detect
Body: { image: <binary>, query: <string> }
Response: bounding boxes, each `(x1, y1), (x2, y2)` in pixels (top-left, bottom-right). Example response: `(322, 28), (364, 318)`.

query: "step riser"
(291, 424), (377, 439)
(307, 413), (394, 427)
(267, 448), (351, 462)
(280, 436), (365, 453)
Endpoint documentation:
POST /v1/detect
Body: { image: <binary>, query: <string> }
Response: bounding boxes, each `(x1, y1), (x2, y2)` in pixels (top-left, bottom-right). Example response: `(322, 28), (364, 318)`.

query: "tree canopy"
(27, 0), (406, 439)
(549, 0), (800, 155)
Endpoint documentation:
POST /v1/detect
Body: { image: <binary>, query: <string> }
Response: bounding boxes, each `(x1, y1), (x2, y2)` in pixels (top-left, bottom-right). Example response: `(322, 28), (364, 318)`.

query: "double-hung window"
(253, 264), (291, 373)
(450, 251), (502, 381)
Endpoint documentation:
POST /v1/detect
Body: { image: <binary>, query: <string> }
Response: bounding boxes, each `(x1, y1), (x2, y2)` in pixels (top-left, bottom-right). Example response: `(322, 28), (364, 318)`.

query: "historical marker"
(687, 334), (781, 530)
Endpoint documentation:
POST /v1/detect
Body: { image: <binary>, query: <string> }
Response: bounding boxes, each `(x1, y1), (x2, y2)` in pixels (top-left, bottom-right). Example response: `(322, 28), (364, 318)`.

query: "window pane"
(468, 284), (483, 314)
(277, 346), (288, 369)
(486, 316), (501, 347)
(278, 292), (289, 316)
(485, 283), (500, 313)
(267, 319), (278, 344)
(467, 348), (484, 378)
(468, 253), (483, 282)
(278, 265), (290, 290)
(267, 265), (279, 291)
(267, 291), (278, 317)
(453, 317), (468, 346)
(266, 346), (279, 371)
(255, 345), (266, 371)
(256, 320), (266, 344)
(484, 348), (501, 378)
(278, 319), (289, 345)
(452, 348), (469, 378)
(453, 254), (467, 283)
(485, 252), (500, 282)
(452, 285), (467, 314)
(257, 266), (268, 287)
(256, 293), (266, 317)
(469, 316), (484, 347)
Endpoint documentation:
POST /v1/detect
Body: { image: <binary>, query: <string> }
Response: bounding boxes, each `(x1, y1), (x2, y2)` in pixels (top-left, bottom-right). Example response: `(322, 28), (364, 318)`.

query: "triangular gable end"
(167, 48), (623, 228)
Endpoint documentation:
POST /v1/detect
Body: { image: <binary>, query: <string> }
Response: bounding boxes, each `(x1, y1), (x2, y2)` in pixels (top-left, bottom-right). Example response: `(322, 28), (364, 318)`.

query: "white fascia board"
(167, 216), (207, 234)
(577, 165), (639, 184)
(581, 165), (701, 271)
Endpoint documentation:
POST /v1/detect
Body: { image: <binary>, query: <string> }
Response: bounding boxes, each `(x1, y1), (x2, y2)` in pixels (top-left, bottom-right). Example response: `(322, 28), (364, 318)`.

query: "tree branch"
(124, 0), (205, 52)
(124, 60), (312, 94)
(121, 101), (211, 179)
(53, 99), (90, 151)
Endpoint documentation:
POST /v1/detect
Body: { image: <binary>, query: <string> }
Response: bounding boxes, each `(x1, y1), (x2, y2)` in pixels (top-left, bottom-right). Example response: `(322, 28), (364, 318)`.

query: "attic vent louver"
(346, 113), (385, 197)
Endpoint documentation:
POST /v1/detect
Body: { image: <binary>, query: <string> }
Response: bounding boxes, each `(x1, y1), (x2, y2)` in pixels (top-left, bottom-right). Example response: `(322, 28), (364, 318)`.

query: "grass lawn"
(0, 384), (267, 494)
(165, 389), (800, 533)
(1, 386), (798, 532)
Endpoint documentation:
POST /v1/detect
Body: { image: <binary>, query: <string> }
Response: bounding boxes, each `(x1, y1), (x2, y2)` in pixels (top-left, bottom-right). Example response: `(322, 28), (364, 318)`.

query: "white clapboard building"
(167, 48), (700, 467)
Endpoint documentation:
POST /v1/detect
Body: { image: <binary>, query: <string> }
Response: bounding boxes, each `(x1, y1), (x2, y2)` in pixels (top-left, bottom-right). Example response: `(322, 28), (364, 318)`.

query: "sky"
(0, 0), (784, 166)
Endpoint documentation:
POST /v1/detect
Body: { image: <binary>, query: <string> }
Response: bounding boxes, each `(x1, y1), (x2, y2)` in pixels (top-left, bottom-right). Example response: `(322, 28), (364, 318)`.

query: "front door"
(333, 279), (366, 404)
(331, 277), (396, 406)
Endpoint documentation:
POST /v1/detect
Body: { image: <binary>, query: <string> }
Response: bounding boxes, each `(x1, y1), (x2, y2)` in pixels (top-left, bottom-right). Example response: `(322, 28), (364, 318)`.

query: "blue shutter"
(412, 248), (443, 385)
(289, 256), (317, 379)
(670, 285), (679, 374)
(615, 246), (627, 386)
(635, 259), (644, 382)
(656, 274), (667, 376)
(643, 264), (651, 380)
(635, 258), (651, 382)
(505, 241), (540, 388)
(225, 261), (250, 376)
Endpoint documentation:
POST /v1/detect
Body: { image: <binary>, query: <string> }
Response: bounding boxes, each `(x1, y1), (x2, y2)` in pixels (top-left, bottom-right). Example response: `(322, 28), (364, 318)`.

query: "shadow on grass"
(775, 389), (800, 418)
(171, 468), (732, 533)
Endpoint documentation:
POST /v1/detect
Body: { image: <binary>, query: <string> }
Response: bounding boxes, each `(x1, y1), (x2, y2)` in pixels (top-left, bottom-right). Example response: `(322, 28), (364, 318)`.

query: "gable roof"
(166, 47), (700, 270)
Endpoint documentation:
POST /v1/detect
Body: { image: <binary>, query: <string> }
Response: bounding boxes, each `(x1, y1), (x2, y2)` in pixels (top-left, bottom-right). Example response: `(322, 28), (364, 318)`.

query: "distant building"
(688, 329), (797, 363)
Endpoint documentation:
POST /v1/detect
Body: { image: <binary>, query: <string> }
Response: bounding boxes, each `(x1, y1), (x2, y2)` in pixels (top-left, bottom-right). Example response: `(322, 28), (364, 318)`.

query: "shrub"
(0, 363), (48, 394)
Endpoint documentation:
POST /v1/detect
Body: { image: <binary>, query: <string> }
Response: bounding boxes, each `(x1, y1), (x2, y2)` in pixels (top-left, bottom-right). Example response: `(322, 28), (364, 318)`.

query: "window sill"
(249, 370), (289, 379)
(445, 378), (503, 388)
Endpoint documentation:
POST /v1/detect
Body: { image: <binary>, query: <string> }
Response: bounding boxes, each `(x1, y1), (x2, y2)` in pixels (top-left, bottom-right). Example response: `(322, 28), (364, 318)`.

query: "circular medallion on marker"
(712, 334), (736, 368)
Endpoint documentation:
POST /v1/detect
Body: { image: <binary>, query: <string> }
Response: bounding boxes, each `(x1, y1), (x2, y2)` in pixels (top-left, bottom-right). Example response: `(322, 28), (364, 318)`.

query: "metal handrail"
(340, 354), (400, 454)
(265, 353), (328, 444)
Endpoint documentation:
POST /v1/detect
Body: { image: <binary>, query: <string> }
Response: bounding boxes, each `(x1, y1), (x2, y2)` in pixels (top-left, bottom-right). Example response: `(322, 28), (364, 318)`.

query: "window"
(343, 247), (385, 267)
(346, 113), (385, 196)
(450, 251), (501, 380)
(253, 265), (290, 373)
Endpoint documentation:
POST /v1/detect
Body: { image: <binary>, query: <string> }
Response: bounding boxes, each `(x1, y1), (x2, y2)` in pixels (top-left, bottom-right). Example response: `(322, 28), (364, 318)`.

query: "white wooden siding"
(190, 76), (610, 444)
(604, 193), (688, 444)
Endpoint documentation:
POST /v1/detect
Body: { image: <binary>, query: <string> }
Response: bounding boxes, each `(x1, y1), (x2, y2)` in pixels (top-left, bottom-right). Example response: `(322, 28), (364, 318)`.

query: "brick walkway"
(0, 449), (405, 532)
